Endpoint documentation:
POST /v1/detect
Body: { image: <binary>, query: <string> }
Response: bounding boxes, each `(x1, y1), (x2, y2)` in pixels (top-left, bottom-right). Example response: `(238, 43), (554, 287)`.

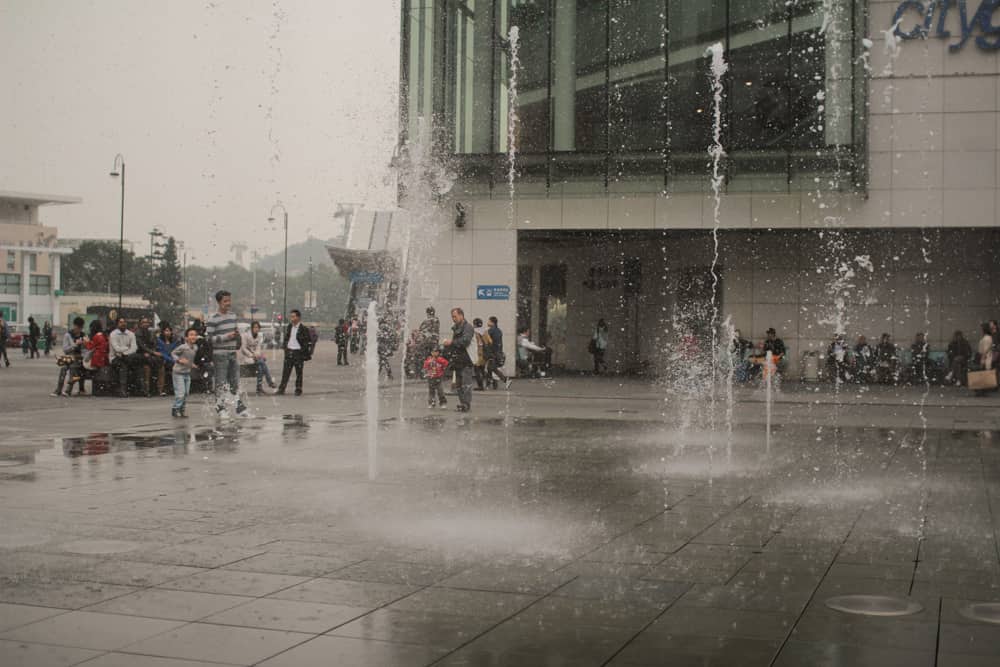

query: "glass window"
(28, 254), (37, 272)
(29, 275), (50, 295)
(501, 0), (551, 154)
(448, 0), (493, 154)
(5, 251), (14, 270)
(0, 274), (20, 295)
(610, 0), (666, 153)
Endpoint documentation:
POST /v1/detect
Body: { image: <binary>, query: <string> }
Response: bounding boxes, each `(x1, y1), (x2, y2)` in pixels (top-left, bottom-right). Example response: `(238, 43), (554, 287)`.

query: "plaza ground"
(1, 346), (999, 666)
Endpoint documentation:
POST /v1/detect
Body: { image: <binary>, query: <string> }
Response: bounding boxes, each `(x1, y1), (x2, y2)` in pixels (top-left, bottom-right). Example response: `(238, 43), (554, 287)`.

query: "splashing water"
(506, 26), (520, 220)
(705, 42), (727, 469)
(366, 301), (378, 481)
(721, 315), (735, 464)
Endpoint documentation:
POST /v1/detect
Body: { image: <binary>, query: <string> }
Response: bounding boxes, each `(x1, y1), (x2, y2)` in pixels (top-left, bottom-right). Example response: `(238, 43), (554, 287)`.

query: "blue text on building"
(893, 0), (1000, 50)
(349, 271), (383, 284)
(476, 285), (511, 300)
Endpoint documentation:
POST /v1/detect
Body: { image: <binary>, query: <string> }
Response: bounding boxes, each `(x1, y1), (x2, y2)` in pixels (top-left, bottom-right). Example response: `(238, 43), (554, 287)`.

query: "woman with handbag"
(971, 323), (996, 396)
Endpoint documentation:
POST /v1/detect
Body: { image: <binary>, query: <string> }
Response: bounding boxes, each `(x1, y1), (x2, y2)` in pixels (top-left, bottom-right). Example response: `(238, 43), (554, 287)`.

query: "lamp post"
(178, 241), (188, 328)
(267, 203), (289, 324)
(109, 154), (125, 312)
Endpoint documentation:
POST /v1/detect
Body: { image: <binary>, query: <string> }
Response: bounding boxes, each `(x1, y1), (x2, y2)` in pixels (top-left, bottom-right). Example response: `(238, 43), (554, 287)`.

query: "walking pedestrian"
(27, 316), (40, 358)
(590, 318), (609, 374)
(377, 316), (397, 379)
(441, 307), (475, 412)
(335, 318), (349, 366)
(485, 316), (511, 389)
(170, 327), (200, 418)
(472, 318), (489, 390)
(205, 290), (248, 417)
(42, 320), (53, 356)
(277, 309), (312, 395)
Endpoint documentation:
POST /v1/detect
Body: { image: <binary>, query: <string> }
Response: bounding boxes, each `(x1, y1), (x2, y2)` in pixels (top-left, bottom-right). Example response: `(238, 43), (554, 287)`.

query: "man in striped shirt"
(205, 290), (248, 417)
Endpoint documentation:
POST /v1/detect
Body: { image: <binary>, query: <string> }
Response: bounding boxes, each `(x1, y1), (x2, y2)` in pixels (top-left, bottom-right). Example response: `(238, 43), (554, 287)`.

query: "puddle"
(825, 595), (923, 617)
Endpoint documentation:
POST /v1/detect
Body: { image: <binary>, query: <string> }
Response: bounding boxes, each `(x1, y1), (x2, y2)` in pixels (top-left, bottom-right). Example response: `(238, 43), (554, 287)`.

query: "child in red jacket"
(423, 347), (449, 408)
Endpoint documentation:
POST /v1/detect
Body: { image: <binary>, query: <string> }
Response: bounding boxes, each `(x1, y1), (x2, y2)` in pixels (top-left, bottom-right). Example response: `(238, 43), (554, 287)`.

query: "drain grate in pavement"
(958, 602), (1000, 625)
(825, 595), (923, 617)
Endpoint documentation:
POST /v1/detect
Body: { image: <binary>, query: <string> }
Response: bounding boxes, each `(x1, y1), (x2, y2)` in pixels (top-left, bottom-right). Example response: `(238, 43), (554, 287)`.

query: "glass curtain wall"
(403, 0), (863, 192)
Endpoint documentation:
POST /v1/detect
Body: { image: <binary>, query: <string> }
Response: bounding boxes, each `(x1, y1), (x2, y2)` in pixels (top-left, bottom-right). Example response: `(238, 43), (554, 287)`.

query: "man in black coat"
(277, 309), (312, 396)
(441, 307), (475, 412)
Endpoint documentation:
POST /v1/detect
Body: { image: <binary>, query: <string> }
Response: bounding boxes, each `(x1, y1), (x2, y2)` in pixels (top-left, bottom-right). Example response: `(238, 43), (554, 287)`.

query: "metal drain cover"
(958, 602), (1000, 625)
(825, 595), (923, 617)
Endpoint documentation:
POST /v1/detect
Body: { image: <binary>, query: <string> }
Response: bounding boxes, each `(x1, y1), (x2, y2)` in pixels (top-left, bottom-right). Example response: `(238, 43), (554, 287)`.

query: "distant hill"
(255, 237), (336, 275)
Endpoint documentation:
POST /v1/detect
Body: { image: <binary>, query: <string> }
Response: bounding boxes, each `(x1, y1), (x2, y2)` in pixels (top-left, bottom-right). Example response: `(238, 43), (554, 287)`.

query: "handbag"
(968, 369), (998, 391)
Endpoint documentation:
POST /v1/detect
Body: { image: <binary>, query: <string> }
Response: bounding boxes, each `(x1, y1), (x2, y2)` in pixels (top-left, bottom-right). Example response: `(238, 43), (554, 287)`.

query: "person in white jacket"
(240, 321), (276, 394)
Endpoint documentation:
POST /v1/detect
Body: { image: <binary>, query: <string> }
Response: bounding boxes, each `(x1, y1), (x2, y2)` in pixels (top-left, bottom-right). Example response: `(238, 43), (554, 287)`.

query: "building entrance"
(517, 230), (720, 375)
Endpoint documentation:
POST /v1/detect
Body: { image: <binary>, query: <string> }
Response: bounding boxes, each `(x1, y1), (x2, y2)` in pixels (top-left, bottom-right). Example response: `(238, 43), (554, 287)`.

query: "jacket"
(284, 323), (313, 361)
(109, 328), (138, 359)
(85, 332), (109, 368)
(157, 337), (180, 366)
(423, 355), (449, 380)
(136, 327), (158, 356)
(171, 343), (199, 376)
(239, 331), (264, 365)
(446, 319), (474, 368)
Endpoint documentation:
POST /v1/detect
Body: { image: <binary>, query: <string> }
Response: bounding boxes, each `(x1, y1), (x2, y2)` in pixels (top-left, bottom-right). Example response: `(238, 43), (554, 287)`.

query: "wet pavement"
(1, 351), (999, 665)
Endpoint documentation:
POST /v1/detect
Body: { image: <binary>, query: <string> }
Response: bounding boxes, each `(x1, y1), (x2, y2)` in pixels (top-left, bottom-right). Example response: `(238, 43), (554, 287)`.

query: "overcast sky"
(0, 0), (401, 266)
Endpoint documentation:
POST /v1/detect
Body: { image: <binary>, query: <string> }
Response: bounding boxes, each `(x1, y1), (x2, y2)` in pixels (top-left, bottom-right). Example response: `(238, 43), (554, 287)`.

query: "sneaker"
(268, 381), (277, 388)
(50, 391), (61, 397)
(171, 408), (179, 418)
(294, 389), (302, 396)
(275, 388), (285, 395)
(504, 379), (513, 390)
(61, 391), (71, 397)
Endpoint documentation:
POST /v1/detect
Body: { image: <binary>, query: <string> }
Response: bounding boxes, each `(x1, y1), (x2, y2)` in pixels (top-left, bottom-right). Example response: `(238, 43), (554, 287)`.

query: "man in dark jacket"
(135, 317), (164, 397)
(27, 316), (40, 359)
(0, 313), (9, 367)
(277, 309), (312, 396)
(441, 307), (475, 412)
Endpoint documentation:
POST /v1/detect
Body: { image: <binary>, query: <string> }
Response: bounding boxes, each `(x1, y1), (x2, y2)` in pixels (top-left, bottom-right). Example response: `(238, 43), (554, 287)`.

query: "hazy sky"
(1, 0), (401, 266)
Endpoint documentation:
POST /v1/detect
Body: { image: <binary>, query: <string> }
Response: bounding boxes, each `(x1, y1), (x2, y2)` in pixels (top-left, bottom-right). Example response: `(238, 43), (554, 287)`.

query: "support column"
(51, 253), (60, 326)
(552, 0), (577, 151)
(20, 251), (30, 321)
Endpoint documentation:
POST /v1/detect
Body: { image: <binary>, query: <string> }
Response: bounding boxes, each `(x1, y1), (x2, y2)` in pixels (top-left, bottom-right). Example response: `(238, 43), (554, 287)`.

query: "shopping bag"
(968, 369), (998, 391)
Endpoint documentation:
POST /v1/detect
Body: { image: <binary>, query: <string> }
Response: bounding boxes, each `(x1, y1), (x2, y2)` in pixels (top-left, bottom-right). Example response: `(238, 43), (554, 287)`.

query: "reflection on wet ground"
(1, 415), (999, 665)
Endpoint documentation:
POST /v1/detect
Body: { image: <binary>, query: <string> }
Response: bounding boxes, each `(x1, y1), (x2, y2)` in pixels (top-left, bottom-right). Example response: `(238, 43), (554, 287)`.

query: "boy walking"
(423, 346), (449, 408)
(170, 327), (199, 418)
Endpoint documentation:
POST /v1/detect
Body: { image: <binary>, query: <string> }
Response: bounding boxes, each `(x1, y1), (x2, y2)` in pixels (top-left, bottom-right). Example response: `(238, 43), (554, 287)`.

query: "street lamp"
(109, 153), (125, 312)
(267, 203), (289, 324)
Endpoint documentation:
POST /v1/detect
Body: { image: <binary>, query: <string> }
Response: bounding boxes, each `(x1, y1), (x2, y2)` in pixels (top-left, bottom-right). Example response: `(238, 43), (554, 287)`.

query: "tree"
(149, 237), (184, 325)
(62, 240), (151, 296)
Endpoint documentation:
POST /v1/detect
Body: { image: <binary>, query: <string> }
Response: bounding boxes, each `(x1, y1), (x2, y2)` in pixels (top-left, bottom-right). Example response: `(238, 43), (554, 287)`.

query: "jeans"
(454, 364), (474, 410)
(213, 352), (244, 411)
(337, 344), (348, 365)
(172, 374), (190, 410)
(255, 358), (274, 389)
(55, 359), (84, 394)
(427, 378), (446, 406)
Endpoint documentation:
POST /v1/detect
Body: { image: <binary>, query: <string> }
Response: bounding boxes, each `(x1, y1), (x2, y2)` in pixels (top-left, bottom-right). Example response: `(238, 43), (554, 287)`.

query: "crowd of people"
(728, 320), (1000, 389)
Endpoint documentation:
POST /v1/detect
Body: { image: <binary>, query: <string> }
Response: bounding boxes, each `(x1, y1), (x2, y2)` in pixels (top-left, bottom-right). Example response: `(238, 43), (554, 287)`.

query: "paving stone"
(0, 602), (68, 633)
(257, 635), (448, 667)
(158, 569), (308, 597)
(0, 610), (183, 651)
(329, 608), (495, 649)
(203, 597), (370, 633)
(269, 578), (419, 607)
(0, 639), (100, 667)
(120, 623), (312, 664)
(86, 588), (250, 621)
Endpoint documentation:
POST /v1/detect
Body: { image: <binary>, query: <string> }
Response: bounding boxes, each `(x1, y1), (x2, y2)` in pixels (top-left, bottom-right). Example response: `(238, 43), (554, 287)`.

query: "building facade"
(400, 1), (1000, 375)
(0, 191), (79, 327)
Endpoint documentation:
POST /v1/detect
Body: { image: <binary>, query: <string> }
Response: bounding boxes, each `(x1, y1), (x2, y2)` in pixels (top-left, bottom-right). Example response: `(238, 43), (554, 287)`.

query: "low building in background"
(0, 190), (79, 328)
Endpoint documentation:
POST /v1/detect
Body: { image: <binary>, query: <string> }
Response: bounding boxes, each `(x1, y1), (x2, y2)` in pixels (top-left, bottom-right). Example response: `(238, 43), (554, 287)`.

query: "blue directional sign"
(476, 285), (511, 300)
(349, 271), (383, 284)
